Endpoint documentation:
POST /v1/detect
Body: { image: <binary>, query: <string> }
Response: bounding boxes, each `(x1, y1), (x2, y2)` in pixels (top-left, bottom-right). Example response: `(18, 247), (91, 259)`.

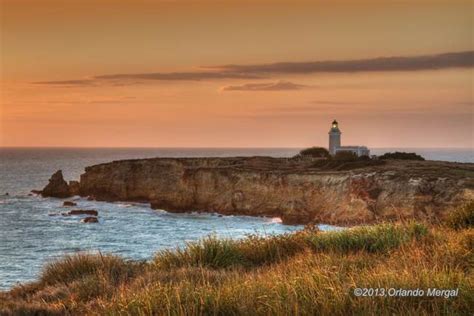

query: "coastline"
(39, 156), (474, 225)
(2, 154), (473, 314)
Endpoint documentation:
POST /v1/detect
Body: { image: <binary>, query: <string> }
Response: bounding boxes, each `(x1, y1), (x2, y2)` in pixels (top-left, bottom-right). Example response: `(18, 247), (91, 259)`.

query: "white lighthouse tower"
(327, 119), (370, 157)
(328, 119), (341, 155)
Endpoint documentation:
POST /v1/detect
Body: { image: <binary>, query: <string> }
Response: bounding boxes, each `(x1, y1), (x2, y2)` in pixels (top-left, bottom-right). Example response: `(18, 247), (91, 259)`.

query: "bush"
(379, 152), (425, 161)
(334, 151), (358, 161)
(295, 147), (330, 158)
(446, 201), (474, 229)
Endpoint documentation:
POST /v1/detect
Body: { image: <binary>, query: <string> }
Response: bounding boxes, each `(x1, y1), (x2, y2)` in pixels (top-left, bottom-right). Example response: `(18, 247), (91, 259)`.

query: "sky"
(1, 0), (473, 148)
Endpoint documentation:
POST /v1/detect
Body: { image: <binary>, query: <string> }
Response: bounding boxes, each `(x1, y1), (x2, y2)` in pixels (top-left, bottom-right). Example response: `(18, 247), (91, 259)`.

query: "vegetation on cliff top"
(311, 155), (384, 171)
(379, 152), (425, 161)
(293, 146), (385, 171)
(1, 202), (473, 315)
(295, 147), (330, 158)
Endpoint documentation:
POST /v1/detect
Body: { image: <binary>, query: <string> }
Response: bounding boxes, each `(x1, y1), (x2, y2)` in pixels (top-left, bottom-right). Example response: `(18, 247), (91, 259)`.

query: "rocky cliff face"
(43, 157), (474, 225)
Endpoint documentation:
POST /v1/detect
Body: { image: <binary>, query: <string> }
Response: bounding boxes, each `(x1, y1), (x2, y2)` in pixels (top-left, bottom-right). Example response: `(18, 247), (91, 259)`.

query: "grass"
(1, 218), (473, 315)
(155, 223), (427, 269)
(445, 201), (474, 230)
(379, 151), (425, 161)
(40, 253), (141, 286)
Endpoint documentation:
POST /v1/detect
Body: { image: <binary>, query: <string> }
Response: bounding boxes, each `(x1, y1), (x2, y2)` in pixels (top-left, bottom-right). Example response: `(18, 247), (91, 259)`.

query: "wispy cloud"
(310, 100), (360, 105)
(95, 71), (262, 81)
(35, 72), (263, 86)
(86, 96), (138, 104)
(34, 79), (96, 86)
(211, 51), (474, 74)
(221, 81), (310, 91)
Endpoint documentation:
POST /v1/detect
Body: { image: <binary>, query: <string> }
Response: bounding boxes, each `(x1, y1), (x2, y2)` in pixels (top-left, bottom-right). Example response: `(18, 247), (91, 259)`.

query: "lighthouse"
(328, 119), (341, 155)
(327, 119), (370, 157)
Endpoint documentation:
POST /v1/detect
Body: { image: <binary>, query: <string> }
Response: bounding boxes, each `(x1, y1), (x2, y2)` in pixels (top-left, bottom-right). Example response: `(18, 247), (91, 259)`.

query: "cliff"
(42, 157), (474, 225)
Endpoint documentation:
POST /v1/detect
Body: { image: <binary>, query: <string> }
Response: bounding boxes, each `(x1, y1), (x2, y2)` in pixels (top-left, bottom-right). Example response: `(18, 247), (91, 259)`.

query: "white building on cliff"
(328, 120), (370, 157)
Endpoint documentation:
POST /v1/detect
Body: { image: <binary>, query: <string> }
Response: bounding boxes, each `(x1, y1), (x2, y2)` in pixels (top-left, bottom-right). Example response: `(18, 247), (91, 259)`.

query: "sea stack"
(41, 170), (72, 198)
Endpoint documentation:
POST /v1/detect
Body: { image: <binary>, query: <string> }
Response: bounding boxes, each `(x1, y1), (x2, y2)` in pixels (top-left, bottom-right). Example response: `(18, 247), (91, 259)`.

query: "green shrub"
(446, 201), (474, 229)
(379, 152), (425, 161)
(295, 147), (330, 158)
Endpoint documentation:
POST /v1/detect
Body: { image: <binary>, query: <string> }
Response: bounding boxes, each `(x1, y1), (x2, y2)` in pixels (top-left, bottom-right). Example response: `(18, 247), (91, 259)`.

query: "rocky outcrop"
(41, 170), (72, 198)
(81, 216), (99, 223)
(63, 201), (77, 207)
(67, 210), (98, 216)
(69, 181), (80, 196)
(42, 157), (474, 225)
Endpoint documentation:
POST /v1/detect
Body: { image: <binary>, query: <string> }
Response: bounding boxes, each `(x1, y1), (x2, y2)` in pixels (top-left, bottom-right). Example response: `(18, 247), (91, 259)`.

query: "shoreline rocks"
(67, 210), (98, 216)
(63, 201), (77, 207)
(81, 216), (99, 223)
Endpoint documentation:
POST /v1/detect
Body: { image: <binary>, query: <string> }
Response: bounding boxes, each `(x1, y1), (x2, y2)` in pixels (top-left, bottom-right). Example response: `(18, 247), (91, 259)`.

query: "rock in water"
(63, 201), (77, 207)
(41, 170), (72, 198)
(81, 216), (99, 223)
(68, 209), (98, 216)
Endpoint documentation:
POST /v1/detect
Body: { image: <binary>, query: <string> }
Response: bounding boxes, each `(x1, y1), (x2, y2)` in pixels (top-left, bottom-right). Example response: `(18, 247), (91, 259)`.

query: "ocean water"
(0, 147), (471, 290)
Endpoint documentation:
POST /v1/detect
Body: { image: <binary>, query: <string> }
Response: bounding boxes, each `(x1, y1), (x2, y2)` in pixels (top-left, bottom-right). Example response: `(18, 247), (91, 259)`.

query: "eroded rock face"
(41, 170), (72, 198)
(69, 181), (80, 196)
(74, 157), (474, 225)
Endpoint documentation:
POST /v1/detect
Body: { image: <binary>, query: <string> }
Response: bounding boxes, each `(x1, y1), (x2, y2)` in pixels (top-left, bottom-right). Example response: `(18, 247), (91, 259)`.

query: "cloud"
(221, 81), (310, 91)
(311, 100), (360, 105)
(34, 79), (95, 85)
(86, 96), (138, 104)
(95, 71), (263, 81)
(34, 72), (262, 86)
(33, 50), (473, 87)
(211, 51), (474, 74)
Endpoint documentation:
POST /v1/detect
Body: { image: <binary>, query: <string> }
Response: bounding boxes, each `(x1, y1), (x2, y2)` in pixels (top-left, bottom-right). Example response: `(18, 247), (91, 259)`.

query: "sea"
(0, 147), (472, 290)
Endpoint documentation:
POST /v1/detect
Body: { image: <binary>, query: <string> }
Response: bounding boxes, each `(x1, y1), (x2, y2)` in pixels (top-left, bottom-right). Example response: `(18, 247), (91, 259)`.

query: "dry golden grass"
(1, 207), (473, 315)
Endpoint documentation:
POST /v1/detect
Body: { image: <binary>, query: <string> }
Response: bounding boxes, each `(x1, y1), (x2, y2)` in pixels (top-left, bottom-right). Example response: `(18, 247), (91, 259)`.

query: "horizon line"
(1, 146), (472, 150)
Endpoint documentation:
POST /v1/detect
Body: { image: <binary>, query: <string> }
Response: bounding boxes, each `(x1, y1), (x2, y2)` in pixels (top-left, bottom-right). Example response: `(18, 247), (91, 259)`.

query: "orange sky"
(1, 0), (473, 148)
